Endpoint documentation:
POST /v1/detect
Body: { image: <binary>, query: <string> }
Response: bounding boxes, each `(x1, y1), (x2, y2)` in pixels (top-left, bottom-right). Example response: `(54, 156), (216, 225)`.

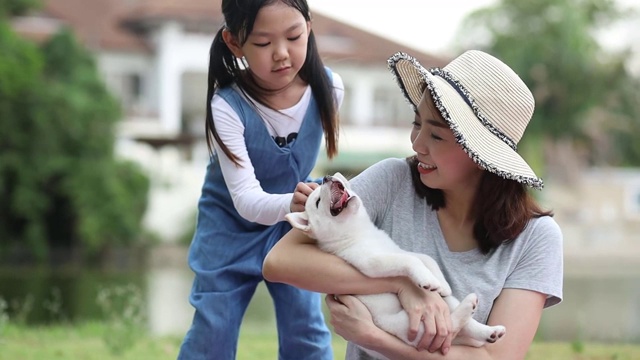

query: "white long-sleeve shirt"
(211, 73), (344, 225)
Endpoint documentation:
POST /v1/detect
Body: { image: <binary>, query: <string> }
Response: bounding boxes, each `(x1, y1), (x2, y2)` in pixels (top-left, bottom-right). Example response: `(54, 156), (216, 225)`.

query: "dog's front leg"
(350, 253), (442, 291)
(411, 253), (452, 296)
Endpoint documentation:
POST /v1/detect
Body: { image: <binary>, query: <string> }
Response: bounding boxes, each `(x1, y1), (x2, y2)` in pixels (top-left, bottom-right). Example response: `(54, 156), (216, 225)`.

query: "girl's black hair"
(406, 156), (553, 254)
(206, 0), (339, 166)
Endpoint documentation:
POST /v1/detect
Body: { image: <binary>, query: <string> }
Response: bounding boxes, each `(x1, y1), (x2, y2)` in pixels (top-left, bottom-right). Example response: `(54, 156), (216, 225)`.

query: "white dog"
(286, 173), (506, 359)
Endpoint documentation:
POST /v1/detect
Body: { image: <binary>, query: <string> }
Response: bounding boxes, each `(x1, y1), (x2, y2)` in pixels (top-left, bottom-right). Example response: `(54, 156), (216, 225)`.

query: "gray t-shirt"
(345, 158), (563, 359)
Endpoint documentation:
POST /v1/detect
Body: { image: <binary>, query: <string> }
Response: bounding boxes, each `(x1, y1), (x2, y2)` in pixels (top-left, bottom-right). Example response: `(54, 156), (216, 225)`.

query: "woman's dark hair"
(205, 0), (339, 166)
(406, 156), (553, 254)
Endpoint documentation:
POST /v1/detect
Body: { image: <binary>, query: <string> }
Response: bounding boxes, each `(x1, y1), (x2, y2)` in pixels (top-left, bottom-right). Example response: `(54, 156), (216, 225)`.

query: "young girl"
(263, 50), (563, 359)
(178, 1), (343, 359)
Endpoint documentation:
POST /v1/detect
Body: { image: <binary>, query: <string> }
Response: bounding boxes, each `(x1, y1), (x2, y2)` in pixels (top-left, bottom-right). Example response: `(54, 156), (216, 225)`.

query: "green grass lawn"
(1, 322), (639, 360)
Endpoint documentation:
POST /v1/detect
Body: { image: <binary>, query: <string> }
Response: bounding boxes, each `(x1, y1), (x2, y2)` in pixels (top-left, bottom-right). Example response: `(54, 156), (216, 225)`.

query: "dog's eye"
(315, 198), (320, 208)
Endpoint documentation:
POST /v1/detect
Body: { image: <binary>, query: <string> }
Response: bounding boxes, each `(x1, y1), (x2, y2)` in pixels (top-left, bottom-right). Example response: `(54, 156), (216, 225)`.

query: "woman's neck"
(437, 190), (478, 252)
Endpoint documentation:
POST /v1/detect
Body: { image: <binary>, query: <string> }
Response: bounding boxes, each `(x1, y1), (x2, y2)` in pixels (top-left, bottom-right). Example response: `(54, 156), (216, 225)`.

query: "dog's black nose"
(322, 175), (332, 184)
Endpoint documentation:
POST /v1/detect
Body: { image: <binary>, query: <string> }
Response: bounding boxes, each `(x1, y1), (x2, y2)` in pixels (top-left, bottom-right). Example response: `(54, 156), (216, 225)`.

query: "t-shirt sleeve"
(504, 216), (564, 308)
(330, 70), (345, 110)
(350, 158), (408, 225)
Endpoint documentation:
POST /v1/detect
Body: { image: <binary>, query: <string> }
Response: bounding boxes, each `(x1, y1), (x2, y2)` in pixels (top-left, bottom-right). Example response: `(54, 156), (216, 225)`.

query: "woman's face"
(410, 90), (483, 192)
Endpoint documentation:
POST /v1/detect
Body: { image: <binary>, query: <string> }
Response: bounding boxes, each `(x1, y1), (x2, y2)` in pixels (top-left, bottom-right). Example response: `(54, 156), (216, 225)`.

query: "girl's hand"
(290, 182), (319, 213)
(325, 294), (379, 348)
(396, 279), (454, 355)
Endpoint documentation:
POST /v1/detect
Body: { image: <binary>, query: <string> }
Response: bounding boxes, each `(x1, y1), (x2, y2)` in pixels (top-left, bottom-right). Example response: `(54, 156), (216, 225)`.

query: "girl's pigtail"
(205, 27), (243, 165)
(302, 31), (339, 159)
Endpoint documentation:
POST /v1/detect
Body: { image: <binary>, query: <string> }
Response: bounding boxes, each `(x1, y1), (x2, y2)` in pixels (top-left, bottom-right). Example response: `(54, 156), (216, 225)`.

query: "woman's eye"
(315, 198), (320, 208)
(431, 133), (443, 141)
(411, 121), (421, 128)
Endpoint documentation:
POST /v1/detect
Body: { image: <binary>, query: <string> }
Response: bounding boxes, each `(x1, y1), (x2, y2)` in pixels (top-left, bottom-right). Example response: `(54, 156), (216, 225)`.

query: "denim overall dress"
(178, 83), (333, 360)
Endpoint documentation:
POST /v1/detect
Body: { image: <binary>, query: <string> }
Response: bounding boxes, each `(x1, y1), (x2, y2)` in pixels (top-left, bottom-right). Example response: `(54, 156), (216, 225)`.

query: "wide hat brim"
(388, 52), (543, 189)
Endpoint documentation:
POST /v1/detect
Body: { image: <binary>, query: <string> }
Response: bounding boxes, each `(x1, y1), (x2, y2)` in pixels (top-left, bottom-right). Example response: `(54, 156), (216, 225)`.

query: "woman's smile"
(417, 161), (436, 175)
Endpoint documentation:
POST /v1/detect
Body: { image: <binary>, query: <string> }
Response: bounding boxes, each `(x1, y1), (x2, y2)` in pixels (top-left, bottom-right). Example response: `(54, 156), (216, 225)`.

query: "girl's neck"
(246, 71), (308, 110)
(264, 77), (307, 109)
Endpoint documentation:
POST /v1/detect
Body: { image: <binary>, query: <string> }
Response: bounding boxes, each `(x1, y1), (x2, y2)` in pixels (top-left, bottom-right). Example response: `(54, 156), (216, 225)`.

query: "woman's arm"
(327, 288), (546, 360)
(263, 228), (403, 295)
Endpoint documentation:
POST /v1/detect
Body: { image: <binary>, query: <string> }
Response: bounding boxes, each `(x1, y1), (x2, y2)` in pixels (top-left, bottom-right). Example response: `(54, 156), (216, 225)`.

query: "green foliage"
(96, 284), (146, 356)
(605, 77), (640, 166)
(178, 210), (197, 246)
(457, 0), (640, 167)
(0, 297), (8, 338)
(0, 0), (41, 17)
(571, 338), (585, 354)
(0, 23), (149, 259)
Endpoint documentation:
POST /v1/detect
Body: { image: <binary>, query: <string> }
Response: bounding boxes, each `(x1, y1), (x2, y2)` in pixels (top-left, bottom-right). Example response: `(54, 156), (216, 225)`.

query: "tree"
(455, 0), (640, 175)
(0, 5), (149, 261)
(0, 0), (40, 17)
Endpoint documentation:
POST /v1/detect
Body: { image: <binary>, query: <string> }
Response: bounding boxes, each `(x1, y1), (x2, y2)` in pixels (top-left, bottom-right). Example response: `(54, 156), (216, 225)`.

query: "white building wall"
(152, 22), (212, 135)
(105, 26), (420, 243)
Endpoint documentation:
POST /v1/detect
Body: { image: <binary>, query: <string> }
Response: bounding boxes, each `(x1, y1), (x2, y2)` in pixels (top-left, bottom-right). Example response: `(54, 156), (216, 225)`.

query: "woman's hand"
(325, 294), (380, 348)
(290, 182), (319, 213)
(396, 279), (454, 355)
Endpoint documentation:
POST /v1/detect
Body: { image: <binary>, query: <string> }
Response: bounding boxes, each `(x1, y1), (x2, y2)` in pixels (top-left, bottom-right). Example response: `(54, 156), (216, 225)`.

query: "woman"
(263, 50), (563, 359)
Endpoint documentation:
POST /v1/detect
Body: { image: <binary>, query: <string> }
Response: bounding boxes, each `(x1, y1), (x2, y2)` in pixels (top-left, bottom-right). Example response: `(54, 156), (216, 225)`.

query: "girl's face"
(225, 2), (310, 91)
(411, 90), (483, 191)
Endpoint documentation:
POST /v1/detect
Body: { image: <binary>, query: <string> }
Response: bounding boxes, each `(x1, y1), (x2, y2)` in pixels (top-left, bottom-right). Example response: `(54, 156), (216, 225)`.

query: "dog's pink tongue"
(337, 190), (349, 207)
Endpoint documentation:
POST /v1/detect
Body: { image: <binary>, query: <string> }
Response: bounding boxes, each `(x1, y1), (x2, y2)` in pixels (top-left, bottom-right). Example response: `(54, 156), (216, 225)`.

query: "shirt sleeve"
(332, 71), (345, 110)
(350, 158), (407, 225)
(504, 216), (564, 308)
(211, 94), (292, 226)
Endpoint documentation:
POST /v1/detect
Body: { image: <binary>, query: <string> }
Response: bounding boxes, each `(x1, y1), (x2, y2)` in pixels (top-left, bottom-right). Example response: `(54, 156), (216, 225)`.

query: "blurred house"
(545, 167), (640, 269)
(14, 0), (447, 242)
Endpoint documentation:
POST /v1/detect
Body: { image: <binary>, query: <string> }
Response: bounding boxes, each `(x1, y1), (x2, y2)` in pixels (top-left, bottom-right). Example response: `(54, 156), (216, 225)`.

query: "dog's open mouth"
(329, 179), (351, 216)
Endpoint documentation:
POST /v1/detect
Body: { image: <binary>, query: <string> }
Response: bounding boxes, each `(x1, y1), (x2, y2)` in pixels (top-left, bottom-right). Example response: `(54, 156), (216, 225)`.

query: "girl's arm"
(263, 228), (454, 350)
(212, 96), (293, 225)
(327, 288), (546, 360)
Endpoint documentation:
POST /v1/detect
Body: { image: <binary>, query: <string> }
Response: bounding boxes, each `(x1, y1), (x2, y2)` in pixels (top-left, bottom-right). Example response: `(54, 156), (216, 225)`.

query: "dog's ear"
(285, 212), (311, 233)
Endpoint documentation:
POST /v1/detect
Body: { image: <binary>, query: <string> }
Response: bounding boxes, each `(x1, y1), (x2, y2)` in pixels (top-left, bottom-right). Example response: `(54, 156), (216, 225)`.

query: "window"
(372, 86), (413, 127)
(624, 184), (640, 220)
(339, 84), (353, 125)
(372, 88), (395, 126)
(104, 72), (145, 115)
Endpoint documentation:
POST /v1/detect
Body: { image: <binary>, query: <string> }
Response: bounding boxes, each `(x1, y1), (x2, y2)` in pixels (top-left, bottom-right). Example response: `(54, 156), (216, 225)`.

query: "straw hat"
(388, 51), (543, 189)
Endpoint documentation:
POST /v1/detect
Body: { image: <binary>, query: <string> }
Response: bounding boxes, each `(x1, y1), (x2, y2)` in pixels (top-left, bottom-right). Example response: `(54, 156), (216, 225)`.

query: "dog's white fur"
(286, 173), (506, 359)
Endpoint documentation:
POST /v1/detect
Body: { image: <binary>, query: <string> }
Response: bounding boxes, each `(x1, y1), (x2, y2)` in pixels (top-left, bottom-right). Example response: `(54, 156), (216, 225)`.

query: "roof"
(18, 0), (446, 65)
(38, 0), (149, 51)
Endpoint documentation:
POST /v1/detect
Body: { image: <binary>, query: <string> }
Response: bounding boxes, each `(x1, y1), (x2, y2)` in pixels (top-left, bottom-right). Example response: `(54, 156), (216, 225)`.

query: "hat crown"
(442, 50), (534, 144)
(387, 50), (543, 189)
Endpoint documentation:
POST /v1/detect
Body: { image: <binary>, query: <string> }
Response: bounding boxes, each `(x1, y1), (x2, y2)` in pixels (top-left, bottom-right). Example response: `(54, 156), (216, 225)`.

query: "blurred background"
(1, 0), (640, 358)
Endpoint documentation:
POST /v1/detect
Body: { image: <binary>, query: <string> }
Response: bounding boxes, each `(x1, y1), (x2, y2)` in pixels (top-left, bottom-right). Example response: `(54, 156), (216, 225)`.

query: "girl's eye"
(411, 120), (421, 128)
(288, 34), (302, 41)
(253, 42), (269, 47)
(315, 198), (321, 208)
(430, 133), (443, 141)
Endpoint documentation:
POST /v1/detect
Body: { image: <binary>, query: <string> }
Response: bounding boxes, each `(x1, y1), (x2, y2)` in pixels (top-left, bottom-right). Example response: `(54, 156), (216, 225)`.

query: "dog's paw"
(419, 279), (441, 292)
(414, 272), (441, 292)
(437, 282), (452, 297)
(485, 326), (506, 343)
(450, 293), (477, 330)
(460, 293), (478, 314)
